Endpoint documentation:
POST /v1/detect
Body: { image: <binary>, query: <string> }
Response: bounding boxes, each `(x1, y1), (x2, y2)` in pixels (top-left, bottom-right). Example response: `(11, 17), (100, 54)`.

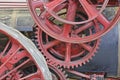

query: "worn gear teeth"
(33, 25), (101, 69)
(48, 62), (68, 80)
(48, 63), (68, 80)
(57, 66), (68, 79)
(46, 58), (55, 65)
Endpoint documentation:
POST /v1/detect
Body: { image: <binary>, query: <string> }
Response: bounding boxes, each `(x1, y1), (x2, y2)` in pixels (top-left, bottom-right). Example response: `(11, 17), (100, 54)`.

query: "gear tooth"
(57, 65), (61, 69)
(80, 63), (82, 66)
(50, 62), (55, 65)
(62, 70), (65, 74)
(60, 68), (63, 72)
(54, 63), (58, 67)
(70, 66), (72, 69)
(47, 59), (52, 63)
(34, 40), (38, 44)
(86, 60), (90, 63)
(33, 27), (38, 31)
(82, 63), (84, 66)
(95, 48), (98, 52)
(65, 74), (68, 77)
(50, 61), (55, 65)
(35, 31), (38, 35)
(34, 35), (38, 38)
(34, 33), (37, 36)
(38, 48), (41, 51)
(67, 66), (70, 69)
(93, 53), (95, 57)
(78, 64), (81, 67)
(95, 47), (98, 50)
(96, 47), (100, 51)
(46, 58), (50, 62)
(65, 65), (68, 69)
(85, 60), (88, 64)
(71, 65), (73, 69)
(75, 65), (78, 68)
(58, 64), (61, 67)
(83, 61), (86, 65)
(74, 65), (76, 68)
(69, 66), (72, 69)
(36, 45), (39, 48)
(33, 28), (36, 31)
(69, 65), (72, 69)
(35, 39), (38, 42)
(90, 57), (93, 60)
(75, 64), (78, 68)
(77, 64), (80, 68)
(34, 37), (38, 40)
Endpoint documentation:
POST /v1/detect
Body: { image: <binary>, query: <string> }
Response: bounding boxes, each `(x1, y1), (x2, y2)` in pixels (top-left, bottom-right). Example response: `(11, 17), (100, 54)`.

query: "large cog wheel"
(0, 32), (44, 80)
(0, 22), (52, 80)
(27, 0), (120, 43)
(34, 26), (100, 68)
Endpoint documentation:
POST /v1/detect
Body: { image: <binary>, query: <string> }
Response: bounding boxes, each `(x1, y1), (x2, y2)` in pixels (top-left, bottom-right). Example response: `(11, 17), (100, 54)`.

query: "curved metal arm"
(0, 22), (52, 80)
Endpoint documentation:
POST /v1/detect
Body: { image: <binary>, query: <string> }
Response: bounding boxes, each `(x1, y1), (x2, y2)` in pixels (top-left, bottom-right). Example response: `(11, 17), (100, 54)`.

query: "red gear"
(0, 28), (45, 80)
(27, 0), (120, 43)
(34, 26), (100, 68)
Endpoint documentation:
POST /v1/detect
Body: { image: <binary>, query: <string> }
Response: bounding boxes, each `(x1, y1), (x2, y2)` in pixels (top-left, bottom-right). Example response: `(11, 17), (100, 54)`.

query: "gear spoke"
(61, 0), (77, 37)
(79, 0), (98, 18)
(0, 59), (30, 80)
(7, 51), (28, 64)
(46, 20), (62, 33)
(20, 71), (40, 80)
(80, 43), (92, 52)
(67, 70), (90, 79)
(0, 45), (22, 70)
(74, 22), (94, 34)
(65, 0), (77, 21)
(0, 40), (11, 59)
(93, 20), (100, 32)
(61, 24), (71, 37)
(65, 43), (71, 62)
(97, 14), (110, 29)
(44, 40), (60, 49)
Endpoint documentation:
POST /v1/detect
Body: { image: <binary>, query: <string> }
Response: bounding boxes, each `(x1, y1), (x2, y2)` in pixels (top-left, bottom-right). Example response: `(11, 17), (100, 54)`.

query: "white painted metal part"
(0, 22), (52, 80)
